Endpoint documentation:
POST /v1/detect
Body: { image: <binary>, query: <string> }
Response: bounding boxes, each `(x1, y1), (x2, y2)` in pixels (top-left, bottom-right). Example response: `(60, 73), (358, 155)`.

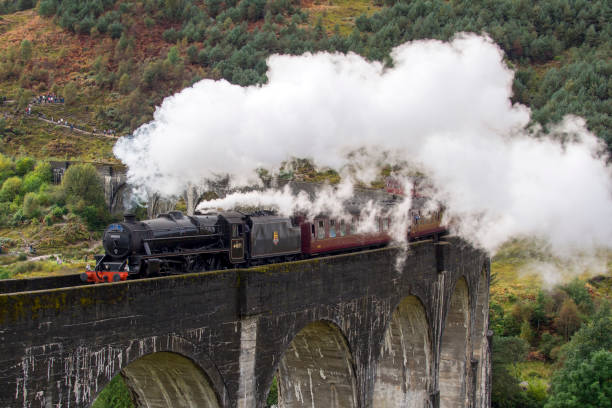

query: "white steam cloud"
(115, 34), (612, 259)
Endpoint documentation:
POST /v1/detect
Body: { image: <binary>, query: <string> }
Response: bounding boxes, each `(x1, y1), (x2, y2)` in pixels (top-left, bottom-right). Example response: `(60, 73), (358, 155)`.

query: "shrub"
(63, 82), (78, 105)
(22, 192), (40, 219)
(17, 0), (34, 11)
(162, 28), (179, 43)
(62, 164), (105, 208)
(109, 22), (125, 39)
(91, 375), (134, 408)
(22, 173), (44, 193)
(0, 177), (22, 202)
(15, 157), (35, 176)
(20, 40), (33, 62)
(32, 162), (52, 183)
(118, 73), (131, 94)
(538, 333), (563, 361)
(38, 0), (57, 17)
(10, 208), (24, 226)
(0, 154), (14, 185)
(554, 298), (582, 340)
(546, 305), (612, 407)
(0, 266), (14, 280)
(166, 46), (181, 65)
(12, 261), (36, 274)
(561, 278), (594, 314)
(76, 205), (110, 230)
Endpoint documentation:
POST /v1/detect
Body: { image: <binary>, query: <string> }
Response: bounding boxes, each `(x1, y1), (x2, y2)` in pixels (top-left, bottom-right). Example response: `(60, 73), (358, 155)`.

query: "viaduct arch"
(0, 237), (490, 407)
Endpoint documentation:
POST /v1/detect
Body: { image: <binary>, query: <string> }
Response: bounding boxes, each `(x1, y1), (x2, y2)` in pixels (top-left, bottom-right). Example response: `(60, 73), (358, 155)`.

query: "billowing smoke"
(114, 34), (612, 262)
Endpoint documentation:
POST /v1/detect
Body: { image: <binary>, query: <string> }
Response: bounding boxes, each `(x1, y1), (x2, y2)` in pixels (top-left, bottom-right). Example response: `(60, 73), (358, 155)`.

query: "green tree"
(539, 332), (564, 361)
(63, 82), (78, 106)
(562, 278), (594, 314)
(21, 162), (51, 193)
(17, 0), (33, 11)
(531, 290), (553, 330)
(16, 88), (33, 110)
(62, 164), (104, 208)
(494, 336), (529, 376)
(166, 46), (182, 65)
(15, 157), (35, 176)
(31, 162), (52, 184)
(555, 299), (582, 341)
(546, 305), (612, 407)
(118, 73), (131, 94)
(0, 177), (22, 202)
(109, 22), (125, 39)
(520, 320), (536, 346)
(0, 154), (14, 185)
(22, 192), (40, 219)
(20, 40), (33, 62)
(22, 173), (44, 193)
(546, 350), (612, 408)
(62, 164), (109, 229)
(38, 0), (57, 17)
(491, 336), (538, 408)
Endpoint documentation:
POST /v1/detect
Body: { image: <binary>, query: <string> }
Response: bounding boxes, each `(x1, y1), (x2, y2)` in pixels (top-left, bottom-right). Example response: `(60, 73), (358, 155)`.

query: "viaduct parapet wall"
(0, 237), (490, 408)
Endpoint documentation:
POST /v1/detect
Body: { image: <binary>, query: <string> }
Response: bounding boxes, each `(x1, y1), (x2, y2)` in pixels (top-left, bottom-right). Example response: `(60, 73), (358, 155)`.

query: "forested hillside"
(0, 1), (610, 407)
(0, 0), (609, 147)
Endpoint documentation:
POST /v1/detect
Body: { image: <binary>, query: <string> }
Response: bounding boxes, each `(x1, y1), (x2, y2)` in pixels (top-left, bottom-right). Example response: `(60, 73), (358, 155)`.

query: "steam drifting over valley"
(114, 34), (612, 265)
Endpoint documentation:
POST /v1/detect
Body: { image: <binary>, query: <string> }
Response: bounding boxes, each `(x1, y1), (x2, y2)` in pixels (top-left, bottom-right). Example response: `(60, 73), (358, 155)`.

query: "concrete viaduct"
(0, 237), (490, 408)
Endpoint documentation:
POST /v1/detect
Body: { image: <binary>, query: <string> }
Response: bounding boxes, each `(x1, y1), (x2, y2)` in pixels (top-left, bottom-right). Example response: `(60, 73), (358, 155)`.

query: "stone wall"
(0, 237), (490, 408)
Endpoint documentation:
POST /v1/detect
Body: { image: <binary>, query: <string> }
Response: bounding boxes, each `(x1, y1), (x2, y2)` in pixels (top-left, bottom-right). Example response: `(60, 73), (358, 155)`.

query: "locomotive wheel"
(204, 256), (220, 271)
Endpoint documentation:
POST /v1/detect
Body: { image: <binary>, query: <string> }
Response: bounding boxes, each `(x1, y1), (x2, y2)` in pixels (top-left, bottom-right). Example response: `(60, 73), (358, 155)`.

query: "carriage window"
(382, 218), (389, 231)
(377, 217), (382, 232)
(329, 220), (336, 238)
(311, 224), (315, 239)
(339, 219), (345, 236)
(317, 220), (326, 239)
(351, 218), (357, 234)
(232, 224), (239, 237)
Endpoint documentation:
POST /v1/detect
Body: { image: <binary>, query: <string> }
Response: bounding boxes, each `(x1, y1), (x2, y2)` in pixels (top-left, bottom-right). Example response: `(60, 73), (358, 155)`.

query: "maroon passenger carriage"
(300, 208), (446, 256)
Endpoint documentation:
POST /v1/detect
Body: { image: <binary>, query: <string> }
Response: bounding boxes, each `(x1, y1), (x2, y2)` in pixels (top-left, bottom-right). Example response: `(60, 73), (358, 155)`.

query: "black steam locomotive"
(83, 205), (446, 283)
(82, 211), (302, 283)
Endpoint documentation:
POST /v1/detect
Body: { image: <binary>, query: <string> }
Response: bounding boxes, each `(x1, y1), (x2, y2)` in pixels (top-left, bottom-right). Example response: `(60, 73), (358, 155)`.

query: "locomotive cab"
(217, 212), (246, 264)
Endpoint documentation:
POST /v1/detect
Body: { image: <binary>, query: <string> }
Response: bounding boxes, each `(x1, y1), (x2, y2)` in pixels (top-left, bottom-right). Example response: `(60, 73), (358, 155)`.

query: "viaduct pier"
(0, 237), (490, 408)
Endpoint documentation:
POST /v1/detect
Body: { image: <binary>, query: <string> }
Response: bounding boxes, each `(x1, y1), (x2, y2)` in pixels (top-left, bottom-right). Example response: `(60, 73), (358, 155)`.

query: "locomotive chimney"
(123, 213), (137, 223)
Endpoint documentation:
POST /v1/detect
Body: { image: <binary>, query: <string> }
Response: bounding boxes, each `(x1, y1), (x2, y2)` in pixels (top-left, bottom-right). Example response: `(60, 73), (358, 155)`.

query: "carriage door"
(230, 223), (245, 263)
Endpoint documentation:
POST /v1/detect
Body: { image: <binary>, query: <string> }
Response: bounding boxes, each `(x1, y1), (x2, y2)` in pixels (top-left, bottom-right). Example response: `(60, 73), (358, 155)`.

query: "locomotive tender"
(82, 206), (446, 284)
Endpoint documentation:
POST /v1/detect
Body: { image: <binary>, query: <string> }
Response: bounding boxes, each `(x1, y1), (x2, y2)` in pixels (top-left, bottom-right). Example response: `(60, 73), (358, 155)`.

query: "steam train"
(82, 205), (446, 284)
